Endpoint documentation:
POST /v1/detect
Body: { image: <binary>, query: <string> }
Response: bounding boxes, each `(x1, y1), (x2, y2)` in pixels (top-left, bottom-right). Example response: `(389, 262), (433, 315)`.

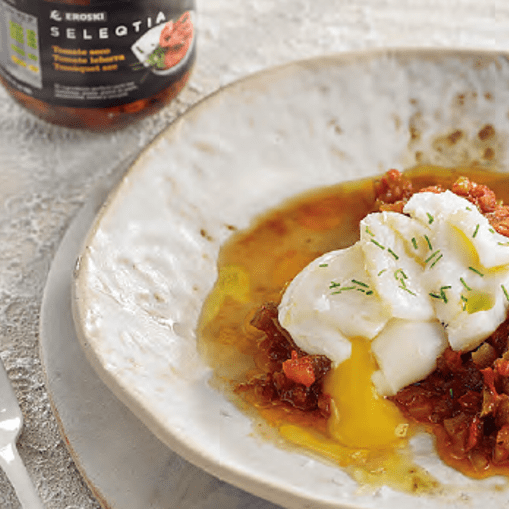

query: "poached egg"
(279, 190), (509, 397)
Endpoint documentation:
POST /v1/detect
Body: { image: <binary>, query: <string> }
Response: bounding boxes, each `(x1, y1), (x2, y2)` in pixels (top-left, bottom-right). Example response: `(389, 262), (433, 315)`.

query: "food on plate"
(198, 166), (509, 490)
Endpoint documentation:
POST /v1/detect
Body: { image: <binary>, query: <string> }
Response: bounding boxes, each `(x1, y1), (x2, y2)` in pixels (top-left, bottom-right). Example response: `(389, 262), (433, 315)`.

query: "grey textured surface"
(0, 1), (503, 508)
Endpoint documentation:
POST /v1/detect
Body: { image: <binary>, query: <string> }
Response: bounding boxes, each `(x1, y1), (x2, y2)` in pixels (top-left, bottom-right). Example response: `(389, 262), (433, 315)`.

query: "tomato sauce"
(198, 165), (509, 480)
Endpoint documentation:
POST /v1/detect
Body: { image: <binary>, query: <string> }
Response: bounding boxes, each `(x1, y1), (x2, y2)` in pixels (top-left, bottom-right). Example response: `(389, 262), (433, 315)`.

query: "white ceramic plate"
(73, 50), (509, 509)
(40, 159), (283, 509)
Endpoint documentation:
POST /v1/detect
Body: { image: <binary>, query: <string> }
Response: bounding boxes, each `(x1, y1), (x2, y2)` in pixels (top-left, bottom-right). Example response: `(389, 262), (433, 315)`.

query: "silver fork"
(0, 357), (44, 508)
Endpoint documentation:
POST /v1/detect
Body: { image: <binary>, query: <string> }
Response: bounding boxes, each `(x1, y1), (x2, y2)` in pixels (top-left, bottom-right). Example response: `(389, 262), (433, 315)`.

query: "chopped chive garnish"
(394, 269), (408, 280)
(424, 235), (433, 250)
(498, 242), (509, 247)
(331, 285), (356, 294)
(425, 250), (441, 263)
(332, 279), (374, 296)
(370, 239), (385, 250)
(449, 388), (454, 398)
(489, 228), (496, 234)
(503, 285), (509, 302)
(411, 237), (418, 249)
(468, 266), (484, 277)
(378, 269), (387, 276)
(430, 288), (448, 303)
(388, 248), (399, 260)
(460, 277), (472, 291)
(365, 226), (375, 237)
(461, 295), (468, 310)
(473, 224), (480, 238)
(429, 254), (443, 269)
(466, 206), (472, 211)
(319, 263), (329, 267)
(394, 269), (409, 288)
(440, 286), (451, 303)
(399, 286), (416, 296)
(427, 212), (434, 224)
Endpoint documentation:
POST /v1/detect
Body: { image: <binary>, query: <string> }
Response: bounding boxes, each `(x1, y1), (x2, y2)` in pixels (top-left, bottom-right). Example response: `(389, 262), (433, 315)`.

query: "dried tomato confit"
(375, 169), (509, 236)
(377, 171), (509, 474)
(235, 168), (509, 477)
(235, 303), (332, 429)
(390, 321), (509, 477)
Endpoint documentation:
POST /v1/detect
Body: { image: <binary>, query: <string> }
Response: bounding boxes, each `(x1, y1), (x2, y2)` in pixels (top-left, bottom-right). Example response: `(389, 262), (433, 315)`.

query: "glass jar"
(0, 0), (196, 130)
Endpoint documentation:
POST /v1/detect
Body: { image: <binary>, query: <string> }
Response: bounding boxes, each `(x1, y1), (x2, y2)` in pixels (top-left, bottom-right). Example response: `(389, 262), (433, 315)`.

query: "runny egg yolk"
(203, 265), (408, 454)
(278, 337), (422, 489)
(279, 337), (408, 464)
(324, 337), (408, 449)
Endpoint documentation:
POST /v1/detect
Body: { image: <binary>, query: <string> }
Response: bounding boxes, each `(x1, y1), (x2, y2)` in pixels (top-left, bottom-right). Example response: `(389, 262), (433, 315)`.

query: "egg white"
(371, 318), (448, 396)
(360, 212), (434, 321)
(279, 243), (390, 365)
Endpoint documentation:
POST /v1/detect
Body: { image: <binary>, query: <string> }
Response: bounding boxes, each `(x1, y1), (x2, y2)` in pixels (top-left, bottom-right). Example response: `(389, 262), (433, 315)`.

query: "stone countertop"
(0, 1), (504, 507)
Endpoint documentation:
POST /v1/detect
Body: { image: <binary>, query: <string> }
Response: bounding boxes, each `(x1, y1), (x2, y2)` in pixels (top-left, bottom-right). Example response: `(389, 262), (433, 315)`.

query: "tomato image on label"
(131, 11), (194, 76)
(0, 0), (196, 129)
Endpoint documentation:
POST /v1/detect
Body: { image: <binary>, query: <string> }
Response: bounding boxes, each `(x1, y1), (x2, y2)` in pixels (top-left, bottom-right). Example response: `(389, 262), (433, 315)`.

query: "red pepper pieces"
(496, 359), (509, 378)
(283, 351), (316, 387)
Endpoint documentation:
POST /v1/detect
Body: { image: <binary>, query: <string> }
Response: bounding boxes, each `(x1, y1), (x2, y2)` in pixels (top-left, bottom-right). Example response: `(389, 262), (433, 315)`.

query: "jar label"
(0, 0), (195, 108)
